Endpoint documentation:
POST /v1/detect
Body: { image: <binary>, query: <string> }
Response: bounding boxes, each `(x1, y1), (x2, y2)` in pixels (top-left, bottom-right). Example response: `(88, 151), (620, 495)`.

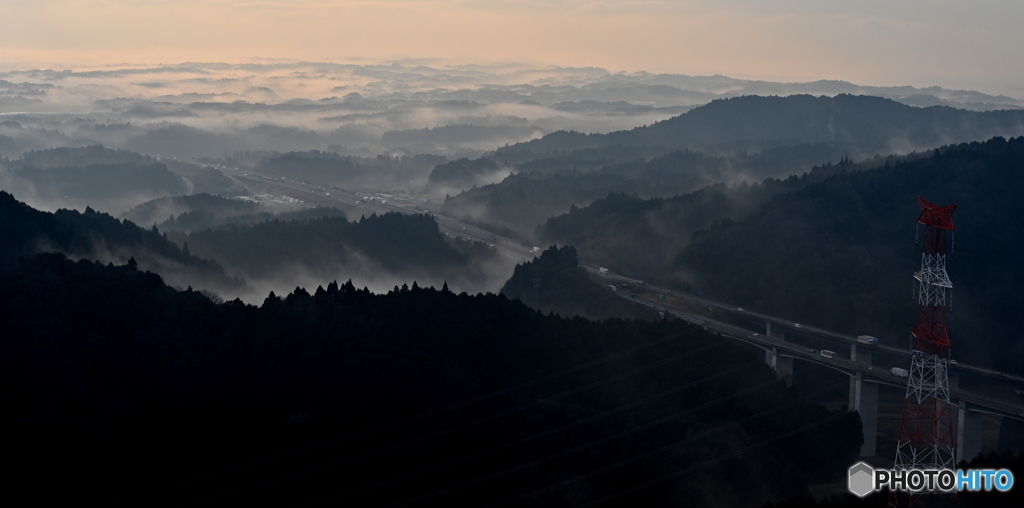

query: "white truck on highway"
(820, 350), (836, 359)
(599, 267), (609, 274)
(891, 367), (909, 377)
(857, 335), (879, 345)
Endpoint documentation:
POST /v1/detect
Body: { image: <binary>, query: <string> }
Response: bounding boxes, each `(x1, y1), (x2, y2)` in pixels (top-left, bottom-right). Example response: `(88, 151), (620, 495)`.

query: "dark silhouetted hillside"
(0, 191), (246, 295)
(500, 245), (659, 320)
(445, 145), (858, 239)
(171, 211), (502, 293)
(1, 252), (862, 505)
(535, 137), (1024, 374)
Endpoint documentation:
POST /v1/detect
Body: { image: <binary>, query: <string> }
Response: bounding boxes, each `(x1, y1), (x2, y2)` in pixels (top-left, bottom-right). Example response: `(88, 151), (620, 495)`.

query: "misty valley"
(2, 62), (1024, 507)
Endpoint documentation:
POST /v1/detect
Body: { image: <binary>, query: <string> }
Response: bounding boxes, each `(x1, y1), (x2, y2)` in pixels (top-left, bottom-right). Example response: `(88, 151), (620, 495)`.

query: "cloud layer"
(1, 1), (1022, 95)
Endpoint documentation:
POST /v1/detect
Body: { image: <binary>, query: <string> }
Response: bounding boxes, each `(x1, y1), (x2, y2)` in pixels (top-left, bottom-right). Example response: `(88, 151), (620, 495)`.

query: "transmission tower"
(891, 197), (957, 506)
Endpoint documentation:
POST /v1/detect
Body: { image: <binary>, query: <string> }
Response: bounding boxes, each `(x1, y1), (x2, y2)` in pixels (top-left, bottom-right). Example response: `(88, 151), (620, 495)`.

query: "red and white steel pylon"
(891, 197), (957, 505)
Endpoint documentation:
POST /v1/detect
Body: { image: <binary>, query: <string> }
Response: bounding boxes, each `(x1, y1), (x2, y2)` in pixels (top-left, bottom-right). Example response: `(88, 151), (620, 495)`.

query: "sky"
(2, 0), (1023, 96)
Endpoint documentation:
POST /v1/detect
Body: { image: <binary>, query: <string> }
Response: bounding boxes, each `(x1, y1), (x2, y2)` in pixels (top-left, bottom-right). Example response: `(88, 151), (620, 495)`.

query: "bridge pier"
(848, 373), (879, 456)
(957, 402), (985, 463)
(848, 344), (878, 457)
(950, 373), (996, 463)
(764, 347), (793, 385)
(763, 322), (792, 385)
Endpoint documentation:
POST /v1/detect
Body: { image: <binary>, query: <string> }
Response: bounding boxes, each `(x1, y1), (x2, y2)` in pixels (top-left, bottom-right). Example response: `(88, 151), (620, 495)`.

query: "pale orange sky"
(2, 0), (1022, 95)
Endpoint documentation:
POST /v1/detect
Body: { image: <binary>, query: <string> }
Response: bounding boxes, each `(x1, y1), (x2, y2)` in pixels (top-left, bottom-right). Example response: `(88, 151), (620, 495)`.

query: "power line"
(575, 410), (851, 507)
(180, 332), (729, 504)
(380, 369), (826, 507)
(107, 328), (699, 502)
(505, 379), (850, 507)
(299, 358), (764, 506)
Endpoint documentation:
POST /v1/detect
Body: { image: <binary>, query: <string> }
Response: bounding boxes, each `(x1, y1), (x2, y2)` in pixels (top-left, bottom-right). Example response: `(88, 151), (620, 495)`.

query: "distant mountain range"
(498, 94), (1024, 157)
(440, 94), (1024, 237)
(536, 136), (1024, 374)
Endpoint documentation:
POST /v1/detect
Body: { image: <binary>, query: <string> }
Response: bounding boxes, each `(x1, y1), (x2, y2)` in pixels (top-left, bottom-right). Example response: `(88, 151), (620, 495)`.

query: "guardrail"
(586, 266), (1024, 385)
(609, 284), (1024, 420)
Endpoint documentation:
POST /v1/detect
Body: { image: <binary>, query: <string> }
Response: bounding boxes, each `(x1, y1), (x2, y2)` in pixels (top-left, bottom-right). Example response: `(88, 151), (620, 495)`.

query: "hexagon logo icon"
(848, 462), (875, 498)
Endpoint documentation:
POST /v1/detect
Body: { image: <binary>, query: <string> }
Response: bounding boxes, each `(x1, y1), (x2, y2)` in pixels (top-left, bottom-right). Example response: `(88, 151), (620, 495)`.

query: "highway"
(584, 266), (1024, 385)
(615, 286), (1024, 419)
(224, 170), (540, 262)
(216, 166), (1024, 405)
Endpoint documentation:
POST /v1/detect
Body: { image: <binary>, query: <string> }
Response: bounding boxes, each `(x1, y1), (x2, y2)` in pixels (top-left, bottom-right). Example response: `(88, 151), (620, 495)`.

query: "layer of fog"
(4, 61), (1021, 161)
(4, 60), (1021, 214)
(227, 246), (521, 307)
(4, 60), (1023, 303)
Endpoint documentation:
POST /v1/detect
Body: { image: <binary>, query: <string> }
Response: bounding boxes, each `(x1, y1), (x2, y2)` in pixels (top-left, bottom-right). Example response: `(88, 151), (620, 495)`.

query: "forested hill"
(498, 94), (1024, 157)
(673, 136), (1024, 371)
(440, 145), (861, 238)
(500, 245), (660, 321)
(1, 145), (188, 213)
(14, 144), (151, 168)
(121, 193), (354, 233)
(0, 191), (246, 295)
(536, 157), (866, 276)
(120, 193), (261, 228)
(537, 136), (1024, 372)
(172, 212), (475, 284)
(1, 252), (861, 505)
(435, 93), (1024, 239)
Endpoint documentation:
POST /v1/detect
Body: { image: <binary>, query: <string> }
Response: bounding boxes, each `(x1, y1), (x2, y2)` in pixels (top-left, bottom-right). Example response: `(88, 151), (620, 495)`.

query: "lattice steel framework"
(891, 197), (957, 506)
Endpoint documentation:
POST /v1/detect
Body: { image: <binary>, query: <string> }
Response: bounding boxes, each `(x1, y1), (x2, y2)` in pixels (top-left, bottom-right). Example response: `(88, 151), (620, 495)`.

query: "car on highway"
(737, 307), (744, 312)
(794, 324), (802, 328)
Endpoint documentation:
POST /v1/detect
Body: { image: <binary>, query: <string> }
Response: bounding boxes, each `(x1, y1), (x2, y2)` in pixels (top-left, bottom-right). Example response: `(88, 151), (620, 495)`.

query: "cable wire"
(185, 334), (730, 503)
(575, 410), (852, 507)
(376, 370), (826, 507)
(299, 358), (764, 506)
(108, 327), (700, 502)
(499, 379), (850, 507)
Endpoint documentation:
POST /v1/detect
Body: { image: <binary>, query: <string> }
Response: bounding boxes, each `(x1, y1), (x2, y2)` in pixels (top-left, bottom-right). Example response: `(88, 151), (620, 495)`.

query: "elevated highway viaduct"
(220, 167), (1022, 462)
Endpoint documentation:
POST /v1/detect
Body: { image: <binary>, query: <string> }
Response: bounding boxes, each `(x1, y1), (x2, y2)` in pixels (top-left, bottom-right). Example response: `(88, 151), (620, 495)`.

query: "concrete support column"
(849, 373), (879, 457)
(848, 344), (878, 457)
(776, 354), (793, 385)
(957, 401), (984, 463)
(764, 346), (793, 385)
